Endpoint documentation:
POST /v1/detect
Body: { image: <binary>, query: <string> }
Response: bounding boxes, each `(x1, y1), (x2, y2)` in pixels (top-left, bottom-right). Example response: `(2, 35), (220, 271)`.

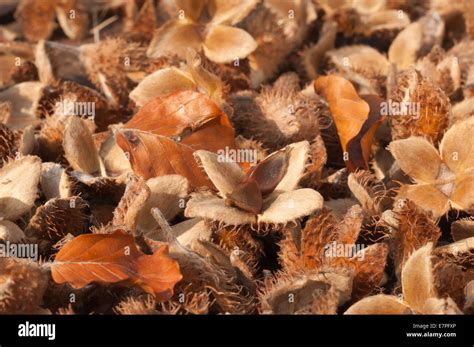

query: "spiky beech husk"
(324, 45), (389, 95)
(258, 270), (352, 314)
(149, 209), (256, 314)
(387, 200), (441, 278)
(0, 124), (17, 164)
(446, 40), (474, 96)
(230, 73), (321, 151)
(37, 81), (112, 129)
(37, 115), (66, 163)
(347, 170), (389, 216)
(415, 46), (461, 97)
(0, 257), (48, 313)
(242, 2), (308, 87)
(432, 238), (474, 312)
(0, 220), (25, 243)
(211, 224), (264, 277)
(115, 295), (158, 315)
(15, 0), (56, 42)
(389, 68), (450, 143)
(25, 196), (89, 243)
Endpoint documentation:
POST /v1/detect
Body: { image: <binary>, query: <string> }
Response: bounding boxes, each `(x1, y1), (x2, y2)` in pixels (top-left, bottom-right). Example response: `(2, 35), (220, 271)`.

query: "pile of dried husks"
(0, 0), (473, 315)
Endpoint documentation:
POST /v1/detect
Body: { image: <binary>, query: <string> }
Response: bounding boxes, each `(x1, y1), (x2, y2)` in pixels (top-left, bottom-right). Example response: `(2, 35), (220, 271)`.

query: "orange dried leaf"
(51, 230), (182, 299)
(314, 75), (383, 171)
(116, 129), (211, 188)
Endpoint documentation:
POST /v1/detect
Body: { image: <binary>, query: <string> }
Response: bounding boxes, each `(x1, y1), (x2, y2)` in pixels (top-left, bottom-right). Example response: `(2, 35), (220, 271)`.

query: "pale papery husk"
(112, 174), (150, 233)
(401, 242), (438, 313)
(0, 155), (41, 220)
(62, 116), (101, 175)
(344, 294), (412, 314)
(0, 81), (43, 130)
(347, 170), (389, 216)
(25, 196), (89, 243)
(230, 74), (321, 151)
(169, 218), (212, 248)
(98, 131), (131, 176)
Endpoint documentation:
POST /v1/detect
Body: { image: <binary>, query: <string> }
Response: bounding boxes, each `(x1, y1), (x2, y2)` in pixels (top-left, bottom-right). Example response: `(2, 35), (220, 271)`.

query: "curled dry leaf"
(315, 75), (384, 172)
(116, 129), (211, 188)
(63, 116), (101, 175)
(51, 230), (182, 299)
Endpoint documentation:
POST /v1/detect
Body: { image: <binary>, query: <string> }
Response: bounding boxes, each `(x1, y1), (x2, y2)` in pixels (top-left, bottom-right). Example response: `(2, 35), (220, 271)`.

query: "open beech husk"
(388, 12), (445, 70)
(185, 141), (324, 227)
